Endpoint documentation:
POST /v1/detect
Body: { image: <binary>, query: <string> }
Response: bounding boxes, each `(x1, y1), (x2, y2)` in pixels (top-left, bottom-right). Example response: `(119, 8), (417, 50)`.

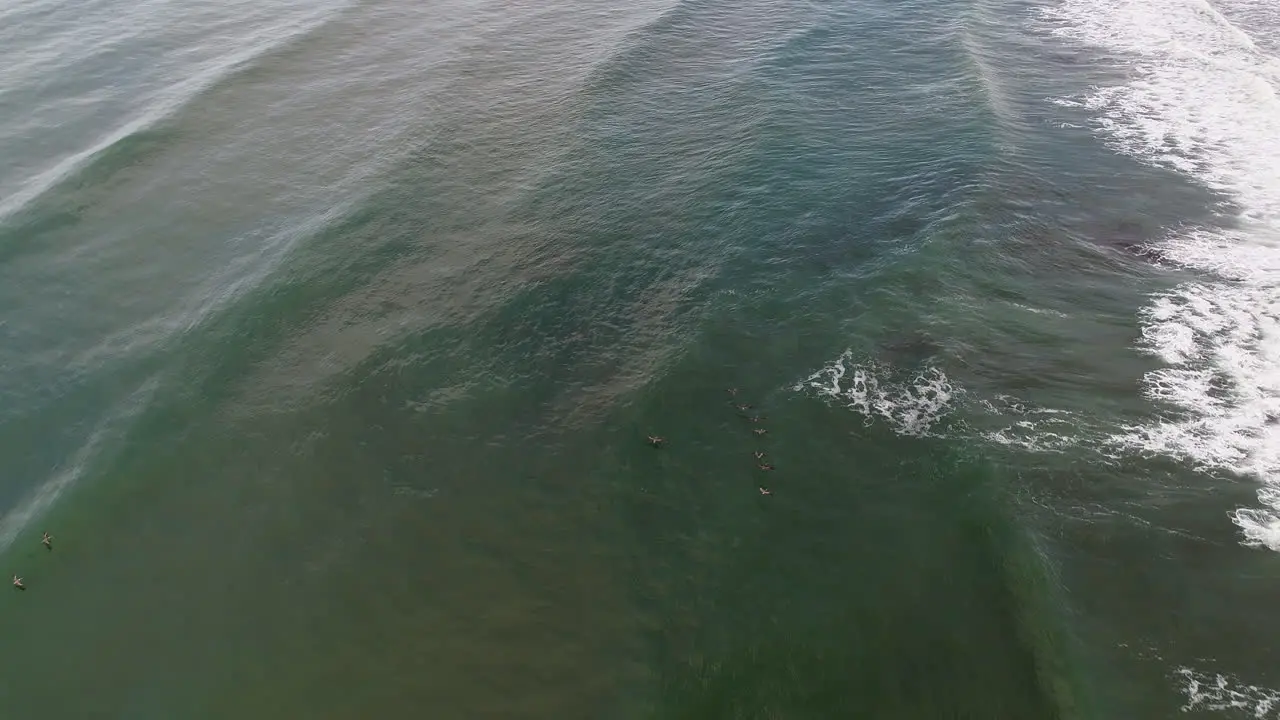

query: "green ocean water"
(3, 0), (1280, 717)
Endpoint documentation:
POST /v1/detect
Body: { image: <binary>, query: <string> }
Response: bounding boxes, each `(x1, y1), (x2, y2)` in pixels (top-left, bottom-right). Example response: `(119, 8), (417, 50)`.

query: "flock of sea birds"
(10, 390), (773, 592)
(647, 387), (775, 496)
(10, 531), (52, 591)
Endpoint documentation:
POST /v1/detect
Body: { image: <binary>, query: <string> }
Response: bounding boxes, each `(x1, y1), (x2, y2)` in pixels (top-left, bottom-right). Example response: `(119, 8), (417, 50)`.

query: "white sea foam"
(796, 353), (1093, 451)
(1178, 666), (1280, 717)
(795, 350), (955, 436)
(977, 395), (1085, 453)
(1042, 0), (1280, 549)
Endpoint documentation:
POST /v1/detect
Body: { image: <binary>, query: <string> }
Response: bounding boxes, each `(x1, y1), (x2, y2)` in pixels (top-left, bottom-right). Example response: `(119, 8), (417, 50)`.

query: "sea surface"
(1, 0), (1279, 717)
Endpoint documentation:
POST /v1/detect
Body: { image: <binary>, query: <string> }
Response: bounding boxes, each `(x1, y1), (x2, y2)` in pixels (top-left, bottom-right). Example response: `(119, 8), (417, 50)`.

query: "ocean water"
(1, 0), (1279, 716)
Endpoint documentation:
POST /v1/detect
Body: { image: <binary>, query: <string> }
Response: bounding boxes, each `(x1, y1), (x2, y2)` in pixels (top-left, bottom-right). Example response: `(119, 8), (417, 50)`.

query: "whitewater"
(1035, 0), (1280, 549)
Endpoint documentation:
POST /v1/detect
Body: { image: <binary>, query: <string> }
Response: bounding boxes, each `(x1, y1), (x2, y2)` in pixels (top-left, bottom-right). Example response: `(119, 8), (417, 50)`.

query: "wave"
(0, 376), (157, 555)
(793, 350), (1093, 717)
(960, 1), (1039, 152)
(571, 0), (838, 118)
(0, 0), (345, 226)
(1040, 0), (1280, 549)
(1178, 665), (1280, 717)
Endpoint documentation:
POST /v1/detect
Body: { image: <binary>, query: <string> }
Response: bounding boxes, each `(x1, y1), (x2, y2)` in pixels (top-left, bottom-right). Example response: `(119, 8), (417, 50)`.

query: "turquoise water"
(3, 0), (1280, 717)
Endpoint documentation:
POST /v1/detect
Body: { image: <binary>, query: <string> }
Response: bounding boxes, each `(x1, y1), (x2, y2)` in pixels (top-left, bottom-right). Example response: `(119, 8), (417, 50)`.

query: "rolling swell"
(574, 0), (817, 103)
(197, 0), (737, 421)
(0, 128), (176, 264)
(0, 0), (352, 550)
(0, 0), (348, 229)
(0, 0), (1175, 715)
(794, 352), (1092, 716)
(617, 395), (1089, 717)
(100, 17), (1101, 718)
(200, 0), (859, 428)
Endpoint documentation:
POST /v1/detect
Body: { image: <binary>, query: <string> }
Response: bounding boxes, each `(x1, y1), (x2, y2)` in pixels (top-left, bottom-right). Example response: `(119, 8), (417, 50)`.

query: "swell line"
(0, 1), (347, 226)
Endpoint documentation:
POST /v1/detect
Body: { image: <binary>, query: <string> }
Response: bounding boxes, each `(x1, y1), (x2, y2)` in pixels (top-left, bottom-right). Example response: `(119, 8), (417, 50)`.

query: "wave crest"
(1042, 0), (1280, 548)
(795, 350), (955, 437)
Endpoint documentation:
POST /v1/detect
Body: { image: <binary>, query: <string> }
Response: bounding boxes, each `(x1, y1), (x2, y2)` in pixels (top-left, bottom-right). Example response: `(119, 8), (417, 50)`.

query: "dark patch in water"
(880, 330), (943, 365)
(1099, 219), (1163, 258)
